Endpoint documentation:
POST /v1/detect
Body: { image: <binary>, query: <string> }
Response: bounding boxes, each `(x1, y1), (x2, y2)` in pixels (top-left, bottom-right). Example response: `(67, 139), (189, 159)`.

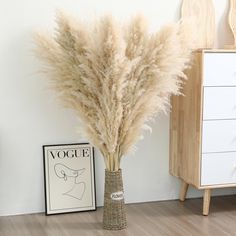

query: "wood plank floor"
(0, 195), (235, 236)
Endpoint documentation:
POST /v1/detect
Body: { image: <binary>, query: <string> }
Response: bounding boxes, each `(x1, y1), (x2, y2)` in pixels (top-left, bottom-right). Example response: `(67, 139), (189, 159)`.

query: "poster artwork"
(43, 143), (96, 215)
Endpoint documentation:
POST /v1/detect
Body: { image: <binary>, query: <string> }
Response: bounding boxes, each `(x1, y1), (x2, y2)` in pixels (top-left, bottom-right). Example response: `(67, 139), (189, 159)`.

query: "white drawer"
(201, 152), (236, 186)
(203, 87), (236, 120)
(203, 52), (236, 86)
(202, 120), (236, 153)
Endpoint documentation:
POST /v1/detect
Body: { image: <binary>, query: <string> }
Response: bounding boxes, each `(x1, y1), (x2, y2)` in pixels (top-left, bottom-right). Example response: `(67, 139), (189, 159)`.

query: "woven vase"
(103, 169), (127, 230)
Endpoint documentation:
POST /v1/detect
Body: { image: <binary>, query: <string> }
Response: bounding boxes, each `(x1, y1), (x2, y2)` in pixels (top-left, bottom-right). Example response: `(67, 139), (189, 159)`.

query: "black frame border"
(42, 142), (97, 216)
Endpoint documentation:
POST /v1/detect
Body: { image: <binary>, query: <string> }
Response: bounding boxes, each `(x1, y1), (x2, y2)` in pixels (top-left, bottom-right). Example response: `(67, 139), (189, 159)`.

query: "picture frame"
(43, 143), (96, 215)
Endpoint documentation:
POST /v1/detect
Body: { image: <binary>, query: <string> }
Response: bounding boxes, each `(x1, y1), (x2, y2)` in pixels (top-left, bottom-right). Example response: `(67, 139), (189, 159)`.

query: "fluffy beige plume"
(34, 12), (193, 171)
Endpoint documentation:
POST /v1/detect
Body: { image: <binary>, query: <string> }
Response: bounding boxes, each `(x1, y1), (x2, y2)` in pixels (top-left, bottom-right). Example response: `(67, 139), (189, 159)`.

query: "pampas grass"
(34, 12), (193, 171)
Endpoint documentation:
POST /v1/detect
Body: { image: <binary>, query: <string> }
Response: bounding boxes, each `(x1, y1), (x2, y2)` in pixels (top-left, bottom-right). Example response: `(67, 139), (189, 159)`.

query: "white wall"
(0, 0), (235, 216)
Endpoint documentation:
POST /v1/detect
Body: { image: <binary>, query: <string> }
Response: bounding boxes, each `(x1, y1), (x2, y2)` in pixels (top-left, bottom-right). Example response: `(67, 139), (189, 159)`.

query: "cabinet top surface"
(196, 49), (236, 53)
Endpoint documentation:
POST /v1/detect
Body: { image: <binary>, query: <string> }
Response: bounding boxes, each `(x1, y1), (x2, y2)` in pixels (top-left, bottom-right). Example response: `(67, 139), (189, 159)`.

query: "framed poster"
(43, 143), (96, 215)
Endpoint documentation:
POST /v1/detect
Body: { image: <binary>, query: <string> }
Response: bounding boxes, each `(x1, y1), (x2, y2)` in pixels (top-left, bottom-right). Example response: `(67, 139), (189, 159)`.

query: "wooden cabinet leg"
(203, 189), (211, 216)
(180, 181), (189, 202)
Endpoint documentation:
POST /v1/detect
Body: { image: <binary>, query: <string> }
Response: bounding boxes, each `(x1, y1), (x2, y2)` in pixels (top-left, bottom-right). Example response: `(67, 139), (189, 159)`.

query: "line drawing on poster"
(54, 163), (86, 200)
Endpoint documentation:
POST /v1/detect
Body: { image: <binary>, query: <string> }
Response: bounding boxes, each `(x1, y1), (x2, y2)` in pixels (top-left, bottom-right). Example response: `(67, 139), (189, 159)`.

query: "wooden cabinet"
(169, 50), (236, 215)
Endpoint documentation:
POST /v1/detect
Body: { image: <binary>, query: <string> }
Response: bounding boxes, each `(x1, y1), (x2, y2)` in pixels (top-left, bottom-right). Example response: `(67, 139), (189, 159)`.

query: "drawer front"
(202, 120), (236, 153)
(201, 152), (236, 186)
(203, 87), (236, 120)
(204, 52), (236, 86)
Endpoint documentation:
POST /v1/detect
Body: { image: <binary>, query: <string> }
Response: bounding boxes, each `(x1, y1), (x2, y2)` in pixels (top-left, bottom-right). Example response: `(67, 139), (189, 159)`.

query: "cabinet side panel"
(169, 53), (203, 188)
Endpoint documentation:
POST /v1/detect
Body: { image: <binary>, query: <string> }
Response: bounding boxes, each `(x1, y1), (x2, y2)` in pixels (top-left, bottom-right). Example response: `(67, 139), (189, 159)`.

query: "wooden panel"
(203, 52), (236, 86)
(181, 0), (215, 48)
(198, 182), (236, 189)
(202, 120), (236, 153)
(169, 52), (203, 188)
(203, 87), (236, 120)
(202, 49), (236, 53)
(228, 0), (236, 46)
(201, 152), (236, 186)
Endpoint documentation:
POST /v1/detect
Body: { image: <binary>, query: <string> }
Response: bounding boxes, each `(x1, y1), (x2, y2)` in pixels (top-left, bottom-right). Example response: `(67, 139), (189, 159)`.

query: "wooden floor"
(0, 195), (236, 236)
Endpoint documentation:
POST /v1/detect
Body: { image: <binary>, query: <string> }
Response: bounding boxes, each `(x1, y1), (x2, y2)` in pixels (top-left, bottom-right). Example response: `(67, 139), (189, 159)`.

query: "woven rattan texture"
(103, 169), (127, 230)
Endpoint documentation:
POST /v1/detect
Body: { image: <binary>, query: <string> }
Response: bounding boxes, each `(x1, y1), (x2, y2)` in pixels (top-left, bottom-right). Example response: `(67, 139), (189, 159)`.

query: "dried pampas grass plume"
(34, 11), (194, 171)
